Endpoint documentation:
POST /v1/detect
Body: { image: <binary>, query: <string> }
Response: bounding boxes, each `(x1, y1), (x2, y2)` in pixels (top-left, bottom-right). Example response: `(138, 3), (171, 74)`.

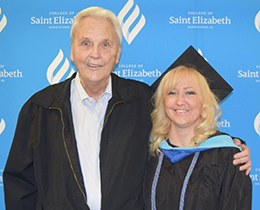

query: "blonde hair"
(150, 65), (221, 155)
(70, 6), (122, 45)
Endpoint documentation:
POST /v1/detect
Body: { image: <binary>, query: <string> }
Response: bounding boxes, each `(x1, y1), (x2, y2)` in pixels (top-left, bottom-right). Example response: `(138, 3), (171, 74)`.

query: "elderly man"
(3, 6), (250, 210)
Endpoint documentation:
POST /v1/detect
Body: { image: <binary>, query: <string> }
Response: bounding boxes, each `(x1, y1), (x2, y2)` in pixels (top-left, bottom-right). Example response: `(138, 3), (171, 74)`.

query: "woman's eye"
(168, 91), (176, 95)
(187, 91), (196, 95)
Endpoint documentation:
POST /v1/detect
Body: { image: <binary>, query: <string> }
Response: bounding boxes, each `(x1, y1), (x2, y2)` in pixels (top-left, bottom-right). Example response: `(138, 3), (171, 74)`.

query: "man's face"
(70, 17), (121, 87)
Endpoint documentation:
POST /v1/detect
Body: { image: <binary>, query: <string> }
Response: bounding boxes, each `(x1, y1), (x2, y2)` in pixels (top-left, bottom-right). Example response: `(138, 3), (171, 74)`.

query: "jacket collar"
(31, 73), (76, 109)
(31, 73), (143, 109)
(110, 73), (142, 103)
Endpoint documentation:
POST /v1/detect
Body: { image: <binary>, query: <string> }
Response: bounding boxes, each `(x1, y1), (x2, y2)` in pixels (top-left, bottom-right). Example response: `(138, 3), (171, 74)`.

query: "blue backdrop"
(1, 0), (260, 209)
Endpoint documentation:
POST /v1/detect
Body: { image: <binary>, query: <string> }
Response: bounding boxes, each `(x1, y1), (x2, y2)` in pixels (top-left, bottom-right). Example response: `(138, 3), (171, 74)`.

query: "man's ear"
(116, 46), (122, 64)
(70, 44), (74, 62)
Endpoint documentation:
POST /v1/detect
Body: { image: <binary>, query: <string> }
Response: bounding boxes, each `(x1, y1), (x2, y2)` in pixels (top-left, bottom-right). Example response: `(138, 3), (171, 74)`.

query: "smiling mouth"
(175, 109), (189, 113)
(88, 64), (102, 68)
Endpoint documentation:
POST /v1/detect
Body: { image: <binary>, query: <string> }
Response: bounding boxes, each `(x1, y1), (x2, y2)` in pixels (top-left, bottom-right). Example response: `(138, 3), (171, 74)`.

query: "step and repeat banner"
(0, 0), (260, 209)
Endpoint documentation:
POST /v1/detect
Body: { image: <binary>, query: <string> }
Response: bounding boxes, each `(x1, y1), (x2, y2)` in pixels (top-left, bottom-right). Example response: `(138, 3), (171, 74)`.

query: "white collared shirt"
(70, 73), (112, 210)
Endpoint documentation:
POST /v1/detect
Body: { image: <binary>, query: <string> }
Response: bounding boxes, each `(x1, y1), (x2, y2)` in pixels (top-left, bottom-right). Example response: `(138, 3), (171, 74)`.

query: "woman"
(144, 65), (252, 210)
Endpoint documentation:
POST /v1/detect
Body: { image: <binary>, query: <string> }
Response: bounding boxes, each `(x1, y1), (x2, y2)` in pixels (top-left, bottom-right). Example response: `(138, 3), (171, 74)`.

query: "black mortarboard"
(151, 45), (233, 102)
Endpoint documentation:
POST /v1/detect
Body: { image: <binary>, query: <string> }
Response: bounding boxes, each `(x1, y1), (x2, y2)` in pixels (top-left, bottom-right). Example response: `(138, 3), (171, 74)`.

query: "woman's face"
(164, 76), (203, 131)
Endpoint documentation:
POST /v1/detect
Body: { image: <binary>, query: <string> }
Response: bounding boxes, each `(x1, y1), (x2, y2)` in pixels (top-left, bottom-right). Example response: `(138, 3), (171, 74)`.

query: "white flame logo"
(0, 8), (7, 33)
(47, 49), (75, 84)
(0, 118), (6, 135)
(254, 112), (260, 136)
(118, 0), (146, 44)
(255, 11), (260, 33)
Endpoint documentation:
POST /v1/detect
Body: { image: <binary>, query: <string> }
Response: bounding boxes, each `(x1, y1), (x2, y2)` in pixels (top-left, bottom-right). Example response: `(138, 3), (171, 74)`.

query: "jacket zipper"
(50, 100), (125, 206)
(102, 101), (125, 129)
(98, 100), (125, 209)
(49, 107), (87, 204)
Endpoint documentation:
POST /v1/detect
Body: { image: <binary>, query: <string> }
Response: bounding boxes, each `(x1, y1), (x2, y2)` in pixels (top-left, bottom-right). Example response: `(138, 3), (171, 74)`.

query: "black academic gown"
(143, 134), (252, 210)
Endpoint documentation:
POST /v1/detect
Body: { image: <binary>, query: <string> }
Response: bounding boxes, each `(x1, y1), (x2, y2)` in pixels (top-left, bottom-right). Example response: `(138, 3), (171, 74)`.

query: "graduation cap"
(151, 45), (233, 102)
